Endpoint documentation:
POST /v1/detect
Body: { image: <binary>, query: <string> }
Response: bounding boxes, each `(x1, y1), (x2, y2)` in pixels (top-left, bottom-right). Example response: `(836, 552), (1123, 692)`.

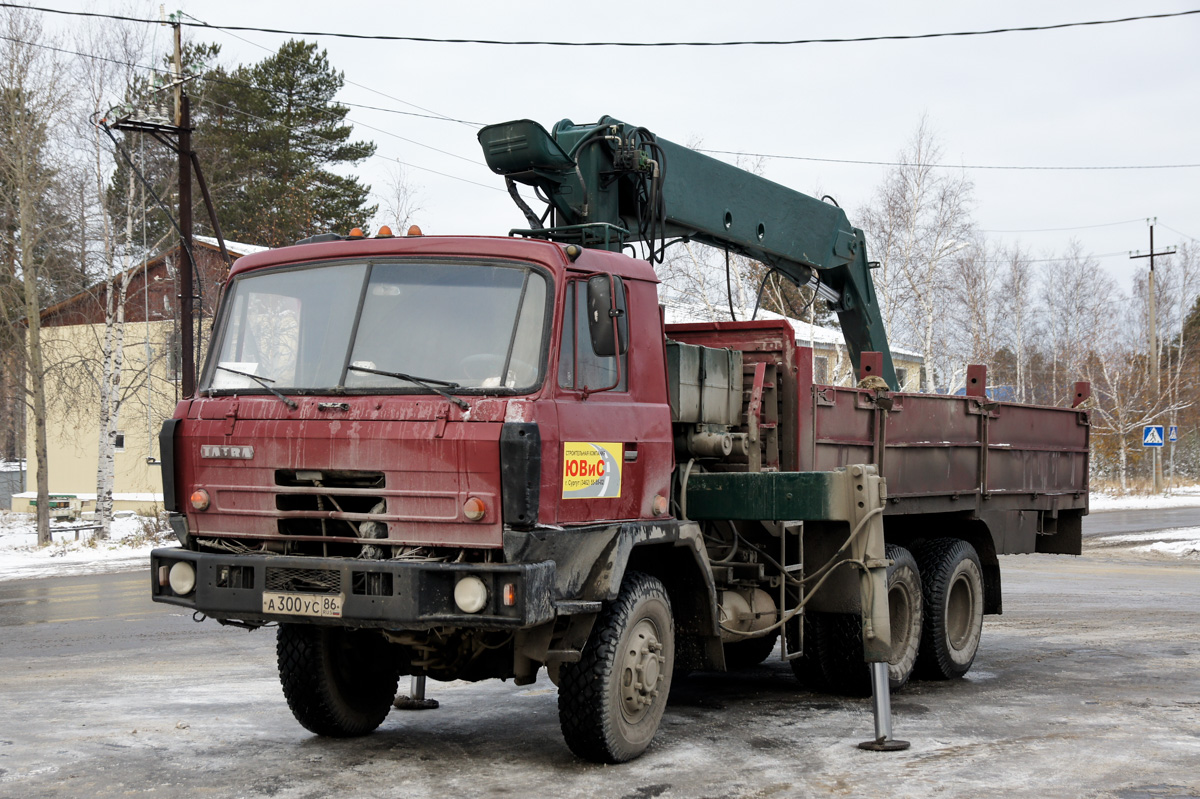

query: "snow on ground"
(1089, 483), (1200, 511)
(1087, 526), (1200, 559)
(4, 486), (1200, 582)
(0, 511), (172, 582)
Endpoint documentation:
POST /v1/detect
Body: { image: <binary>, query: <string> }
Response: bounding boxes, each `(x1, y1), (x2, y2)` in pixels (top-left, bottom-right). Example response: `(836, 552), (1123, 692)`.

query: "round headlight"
(168, 561), (197, 596)
(454, 576), (488, 614)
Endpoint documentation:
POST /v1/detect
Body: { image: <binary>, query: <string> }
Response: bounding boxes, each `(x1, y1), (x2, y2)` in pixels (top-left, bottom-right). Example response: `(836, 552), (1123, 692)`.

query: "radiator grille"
(265, 567), (341, 594)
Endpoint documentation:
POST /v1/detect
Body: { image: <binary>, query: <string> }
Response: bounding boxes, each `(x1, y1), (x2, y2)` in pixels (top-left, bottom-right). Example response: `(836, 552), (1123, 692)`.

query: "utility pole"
(171, 14), (196, 398)
(1130, 218), (1177, 494)
(106, 10), (229, 400)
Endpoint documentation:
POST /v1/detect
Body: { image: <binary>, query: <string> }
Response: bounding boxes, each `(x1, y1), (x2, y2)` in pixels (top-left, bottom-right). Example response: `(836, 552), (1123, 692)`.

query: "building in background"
(662, 303), (925, 391)
(14, 238), (264, 515)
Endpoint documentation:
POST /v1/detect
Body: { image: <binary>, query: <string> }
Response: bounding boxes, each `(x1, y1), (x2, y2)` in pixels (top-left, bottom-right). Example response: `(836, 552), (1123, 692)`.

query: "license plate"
(262, 592), (344, 618)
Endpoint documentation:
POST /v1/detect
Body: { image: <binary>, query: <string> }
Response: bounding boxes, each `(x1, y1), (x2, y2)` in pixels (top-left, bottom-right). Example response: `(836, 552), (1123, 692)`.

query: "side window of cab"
(557, 276), (628, 393)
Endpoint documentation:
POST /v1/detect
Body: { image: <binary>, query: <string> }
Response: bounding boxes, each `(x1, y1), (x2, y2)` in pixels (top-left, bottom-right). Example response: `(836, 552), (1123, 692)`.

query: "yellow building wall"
(23, 319), (181, 516)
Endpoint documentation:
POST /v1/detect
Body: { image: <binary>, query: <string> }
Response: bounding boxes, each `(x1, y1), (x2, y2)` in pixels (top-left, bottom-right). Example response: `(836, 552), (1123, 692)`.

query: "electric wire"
(198, 96), (505, 193)
(698, 147), (1200, 171)
(10, 4), (1198, 47)
(980, 218), (1144, 233)
(177, 10), (477, 127)
(3, 31), (1194, 174)
(98, 120), (204, 334)
(1161, 224), (1199, 243)
(0, 31), (504, 197)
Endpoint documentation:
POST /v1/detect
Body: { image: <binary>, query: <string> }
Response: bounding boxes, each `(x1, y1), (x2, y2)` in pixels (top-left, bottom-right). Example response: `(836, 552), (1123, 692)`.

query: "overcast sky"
(38, 1), (1200, 289)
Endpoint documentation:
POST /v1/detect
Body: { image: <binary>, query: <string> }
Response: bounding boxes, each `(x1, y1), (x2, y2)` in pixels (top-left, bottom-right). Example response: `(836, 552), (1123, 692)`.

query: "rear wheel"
(276, 624), (399, 737)
(790, 544), (924, 695)
(914, 538), (984, 680)
(558, 572), (674, 763)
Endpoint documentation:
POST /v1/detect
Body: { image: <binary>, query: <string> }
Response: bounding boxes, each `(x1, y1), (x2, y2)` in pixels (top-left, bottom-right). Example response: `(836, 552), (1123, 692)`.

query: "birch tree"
(374, 164), (422, 234)
(1038, 242), (1117, 406)
(0, 9), (71, 544)
(860, 117), (975, 391)
(75, 19), (152, 538)
(999, 245), (1037, 402)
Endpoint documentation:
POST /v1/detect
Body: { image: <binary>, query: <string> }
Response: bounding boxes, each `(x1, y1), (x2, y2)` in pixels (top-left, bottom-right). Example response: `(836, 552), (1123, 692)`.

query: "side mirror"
(586, 274), (627, 358)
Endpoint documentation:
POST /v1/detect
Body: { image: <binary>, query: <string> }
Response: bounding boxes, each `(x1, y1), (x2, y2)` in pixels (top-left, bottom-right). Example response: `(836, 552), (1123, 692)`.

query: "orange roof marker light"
(347, 227), (365, 239)
(377, 225), (394, 238)
(406, 225), (423, 237)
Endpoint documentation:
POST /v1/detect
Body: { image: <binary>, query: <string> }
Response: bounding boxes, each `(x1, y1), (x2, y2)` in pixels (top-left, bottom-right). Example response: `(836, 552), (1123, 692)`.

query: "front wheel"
(914, 538), (984, 680)
(276, 624), (399, 737)
(557, 571), (675, 763)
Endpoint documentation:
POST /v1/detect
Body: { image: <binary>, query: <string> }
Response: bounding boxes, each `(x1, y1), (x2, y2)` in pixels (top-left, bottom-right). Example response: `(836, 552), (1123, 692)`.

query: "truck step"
(554, 600), (602, 615)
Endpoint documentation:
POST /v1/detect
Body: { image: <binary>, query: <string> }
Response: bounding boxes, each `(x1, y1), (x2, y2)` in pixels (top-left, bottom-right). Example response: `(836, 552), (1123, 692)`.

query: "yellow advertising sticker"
(562, 442), (623, 499)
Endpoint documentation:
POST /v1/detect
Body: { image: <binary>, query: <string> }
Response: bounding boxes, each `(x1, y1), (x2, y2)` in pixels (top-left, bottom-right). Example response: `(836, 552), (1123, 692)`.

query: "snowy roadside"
(1089, 484), (1200, 512)
(1085, 527), (1200, 559)
(0, 512), (171, 582)
(3, 487), (1200, 583)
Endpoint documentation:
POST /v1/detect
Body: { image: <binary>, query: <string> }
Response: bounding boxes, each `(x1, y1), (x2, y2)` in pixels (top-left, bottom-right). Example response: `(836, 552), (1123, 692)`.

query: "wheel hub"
(620, 619), (665, 721)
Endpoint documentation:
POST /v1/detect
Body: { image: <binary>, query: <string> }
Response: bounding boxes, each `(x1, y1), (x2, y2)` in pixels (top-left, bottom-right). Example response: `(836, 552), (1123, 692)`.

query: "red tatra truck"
(151, 117), (1088, 763)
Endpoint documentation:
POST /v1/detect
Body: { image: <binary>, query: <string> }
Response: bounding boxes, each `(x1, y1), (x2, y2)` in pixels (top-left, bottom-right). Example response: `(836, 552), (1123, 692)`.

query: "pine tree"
(195, 39), (376, 247)
(108, 39), (377, 251)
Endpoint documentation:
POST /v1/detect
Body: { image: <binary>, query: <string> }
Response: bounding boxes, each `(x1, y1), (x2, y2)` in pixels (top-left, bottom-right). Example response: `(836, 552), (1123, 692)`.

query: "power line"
(6, 3), (1198, 47)
(698, 148), (1200, 171)
(981, 218), (1144, 233)
(0, 32), (496, 186)
(7, 26), (1194, 175)
(179, 12), (480, 127)
(200, 97), (505, 193)
(1161, 224), (1198, 242)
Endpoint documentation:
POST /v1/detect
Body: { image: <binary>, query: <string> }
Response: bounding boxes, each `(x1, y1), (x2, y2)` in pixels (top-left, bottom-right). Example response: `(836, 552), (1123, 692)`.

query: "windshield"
(202, 260), (550, 393)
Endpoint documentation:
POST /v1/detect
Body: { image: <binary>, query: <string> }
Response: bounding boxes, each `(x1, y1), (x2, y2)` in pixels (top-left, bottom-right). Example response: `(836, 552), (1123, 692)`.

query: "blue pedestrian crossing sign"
(1143, 425), (1165, 447)
(1169, 425), (1179, 442)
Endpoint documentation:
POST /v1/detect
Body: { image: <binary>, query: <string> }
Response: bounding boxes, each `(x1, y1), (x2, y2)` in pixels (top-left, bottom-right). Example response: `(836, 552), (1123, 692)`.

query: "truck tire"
(557, 571), (674, 763)
(792, 544), (923, 695)
(723, 630), (780, 669)
(276, 624), (399, 737)
(914, 538), (984, 680)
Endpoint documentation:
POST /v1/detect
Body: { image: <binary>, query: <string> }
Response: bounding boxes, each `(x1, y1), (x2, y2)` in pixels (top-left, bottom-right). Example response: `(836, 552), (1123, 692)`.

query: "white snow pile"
(1089, 527), (1200, 559)
(0, 511), (172, 582)
(1089, 483), (1200, 511)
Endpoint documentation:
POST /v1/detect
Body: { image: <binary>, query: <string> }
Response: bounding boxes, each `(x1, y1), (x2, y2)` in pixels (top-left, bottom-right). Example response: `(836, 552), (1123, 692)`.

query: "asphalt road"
(1084, 506), (1200, 537)
(1, 545), (1198, 798)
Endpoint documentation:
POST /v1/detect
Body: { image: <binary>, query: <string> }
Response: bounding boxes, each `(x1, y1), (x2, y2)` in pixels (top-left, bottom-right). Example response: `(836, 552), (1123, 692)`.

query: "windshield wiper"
(215, 365), (299, 409)
(346, 365), (470, 410)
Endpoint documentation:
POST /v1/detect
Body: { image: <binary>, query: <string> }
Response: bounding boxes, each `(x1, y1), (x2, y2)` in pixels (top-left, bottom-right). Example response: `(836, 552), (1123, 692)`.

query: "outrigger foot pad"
(858, 737), (910, 752)
(394, 675), (438, 710)
(393, 695), (439, 711)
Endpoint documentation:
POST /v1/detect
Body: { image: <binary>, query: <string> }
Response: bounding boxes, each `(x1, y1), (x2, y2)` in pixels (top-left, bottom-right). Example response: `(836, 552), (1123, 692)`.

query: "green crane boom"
(478, 115), (898, 389)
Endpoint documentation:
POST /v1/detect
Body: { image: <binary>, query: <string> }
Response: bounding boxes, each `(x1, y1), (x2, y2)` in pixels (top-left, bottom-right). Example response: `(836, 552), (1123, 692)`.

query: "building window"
(114, 432), (125, 452)
(813, 355), (830, 385)
(895, 367), (908, 389)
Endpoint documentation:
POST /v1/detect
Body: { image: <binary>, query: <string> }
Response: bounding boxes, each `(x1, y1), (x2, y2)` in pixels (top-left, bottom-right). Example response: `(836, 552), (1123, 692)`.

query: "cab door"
(551, 273), (672, 525)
